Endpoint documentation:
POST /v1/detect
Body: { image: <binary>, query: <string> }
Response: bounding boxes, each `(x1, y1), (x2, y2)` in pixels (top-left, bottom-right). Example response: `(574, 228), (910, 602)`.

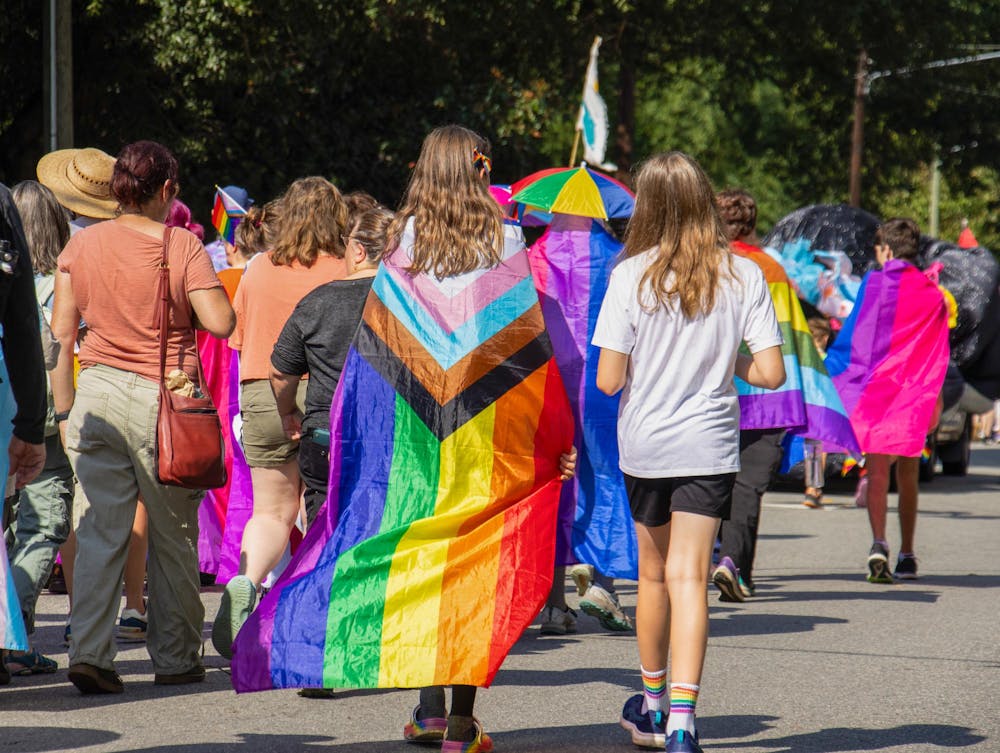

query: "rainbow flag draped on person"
(824, 258), (950, 457)
(529, 215), (638, 580)
(211, 186), (247, 245)
(231, 220), (573, 692)
(733, 241), (861, 455)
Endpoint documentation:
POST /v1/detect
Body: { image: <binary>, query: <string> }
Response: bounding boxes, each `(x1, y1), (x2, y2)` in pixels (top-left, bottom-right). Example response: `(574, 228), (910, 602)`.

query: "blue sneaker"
(619, 694), (666, 748)
(666, 729), (703, 752)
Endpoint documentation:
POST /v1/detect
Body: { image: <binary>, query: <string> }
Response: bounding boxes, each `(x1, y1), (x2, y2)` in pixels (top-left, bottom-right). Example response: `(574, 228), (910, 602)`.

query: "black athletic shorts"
(624, 472), (737, 528)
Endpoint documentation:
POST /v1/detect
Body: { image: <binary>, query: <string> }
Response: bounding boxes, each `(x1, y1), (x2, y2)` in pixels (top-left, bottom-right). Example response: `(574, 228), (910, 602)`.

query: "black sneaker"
(894, 553), (918, 580)
(867, 542), (893, 584)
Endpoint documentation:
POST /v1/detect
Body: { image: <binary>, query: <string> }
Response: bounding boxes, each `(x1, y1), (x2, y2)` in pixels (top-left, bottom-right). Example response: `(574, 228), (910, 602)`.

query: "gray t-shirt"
(271, 276), (374, 432)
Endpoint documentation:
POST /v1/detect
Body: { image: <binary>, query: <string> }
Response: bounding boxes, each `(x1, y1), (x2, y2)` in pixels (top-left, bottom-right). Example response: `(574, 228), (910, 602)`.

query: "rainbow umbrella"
(490, 184), (555, 227)
(510, 165), (634, 220)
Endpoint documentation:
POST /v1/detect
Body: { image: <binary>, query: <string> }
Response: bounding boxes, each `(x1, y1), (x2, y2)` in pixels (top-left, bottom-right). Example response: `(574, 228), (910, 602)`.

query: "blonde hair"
(11, 180), (70, 275)
(388, 125), (503, 277)
(267, 176), (347, 267)
(623, 152), (734, 318)
(235, 205), (268, 260)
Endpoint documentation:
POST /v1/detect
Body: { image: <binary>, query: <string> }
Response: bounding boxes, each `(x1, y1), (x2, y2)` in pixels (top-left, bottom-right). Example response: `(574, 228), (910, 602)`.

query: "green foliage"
(1, 0), (999, 251)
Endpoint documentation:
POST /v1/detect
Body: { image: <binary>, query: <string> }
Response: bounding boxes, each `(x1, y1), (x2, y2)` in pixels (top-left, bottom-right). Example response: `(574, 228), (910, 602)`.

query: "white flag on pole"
(576, 36), (612, 169)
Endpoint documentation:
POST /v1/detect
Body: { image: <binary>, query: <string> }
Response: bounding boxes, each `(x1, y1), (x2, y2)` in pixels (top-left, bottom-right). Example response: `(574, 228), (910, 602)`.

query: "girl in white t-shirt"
(593, 152), (785, 753)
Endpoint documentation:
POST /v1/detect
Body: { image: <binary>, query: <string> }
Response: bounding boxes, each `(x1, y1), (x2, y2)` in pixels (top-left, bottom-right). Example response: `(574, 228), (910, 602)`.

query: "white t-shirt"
(592, 250), (782, 478)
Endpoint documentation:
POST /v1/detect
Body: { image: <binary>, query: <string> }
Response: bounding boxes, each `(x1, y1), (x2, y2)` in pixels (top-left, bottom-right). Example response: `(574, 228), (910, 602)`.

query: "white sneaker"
(579, 584), (633, 631)
(568, 564), (593, 596)
(539, 605), (577, 635)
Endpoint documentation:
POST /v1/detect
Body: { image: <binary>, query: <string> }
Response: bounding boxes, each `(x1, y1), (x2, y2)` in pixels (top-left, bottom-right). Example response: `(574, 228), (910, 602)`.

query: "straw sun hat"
(36, 147), (118, 219)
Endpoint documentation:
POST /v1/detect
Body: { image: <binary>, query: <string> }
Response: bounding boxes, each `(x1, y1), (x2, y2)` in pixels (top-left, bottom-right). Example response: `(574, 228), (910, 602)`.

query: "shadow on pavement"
(717, 722), (987, 751)
(709, 611), (848, 638)
(2, 727), (120, 752)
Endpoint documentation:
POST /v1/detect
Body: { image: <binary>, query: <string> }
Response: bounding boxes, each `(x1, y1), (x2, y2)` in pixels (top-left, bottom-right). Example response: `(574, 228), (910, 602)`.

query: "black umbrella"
(762, 203), (881, 275)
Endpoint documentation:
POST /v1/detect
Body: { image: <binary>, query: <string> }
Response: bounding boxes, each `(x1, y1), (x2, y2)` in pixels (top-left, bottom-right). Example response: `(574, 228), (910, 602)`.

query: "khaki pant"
(65, 364), (204, 674)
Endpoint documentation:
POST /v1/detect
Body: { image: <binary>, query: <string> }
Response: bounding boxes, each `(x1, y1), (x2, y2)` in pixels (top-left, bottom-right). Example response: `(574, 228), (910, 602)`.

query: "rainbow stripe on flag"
(211, 186), (247, 245)
(529, 215), (637, 580)
(733, 241), (860, 455)
(825, 259), (950, 457)
(231, 221), (573, 692)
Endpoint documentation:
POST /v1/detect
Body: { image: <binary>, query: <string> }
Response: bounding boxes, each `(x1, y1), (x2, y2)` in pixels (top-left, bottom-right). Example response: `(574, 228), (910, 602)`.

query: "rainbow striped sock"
(665, 683), (699, 735)
(640, 666), (667, 713)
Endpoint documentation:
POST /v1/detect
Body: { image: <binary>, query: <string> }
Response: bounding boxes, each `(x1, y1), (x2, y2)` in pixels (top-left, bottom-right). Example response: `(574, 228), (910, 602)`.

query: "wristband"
(54, 410), (71, 423)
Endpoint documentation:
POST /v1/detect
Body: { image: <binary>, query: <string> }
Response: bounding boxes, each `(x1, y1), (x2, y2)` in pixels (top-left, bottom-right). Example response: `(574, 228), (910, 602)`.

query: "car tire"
(941, 424), (971, 477)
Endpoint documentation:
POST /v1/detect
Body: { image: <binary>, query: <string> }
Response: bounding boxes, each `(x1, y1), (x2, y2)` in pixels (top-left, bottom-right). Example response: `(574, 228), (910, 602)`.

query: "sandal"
(5, 648), (59, 676)
(802, 488), (824, 509)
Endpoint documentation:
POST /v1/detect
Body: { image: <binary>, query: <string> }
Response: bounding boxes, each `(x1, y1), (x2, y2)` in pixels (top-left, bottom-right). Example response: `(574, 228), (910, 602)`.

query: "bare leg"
(240, 460), (301, 586)
(545, 566), (568, 609)
(634, 521), (671, 672)
(865, 454), (892, 543)
(896, 457), (919, 553)
(664, 512), (720, 685)
(123, 499), (148, 612)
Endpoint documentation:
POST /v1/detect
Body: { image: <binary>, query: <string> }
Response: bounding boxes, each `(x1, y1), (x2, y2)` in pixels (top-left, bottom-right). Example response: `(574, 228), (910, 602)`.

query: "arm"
(735, 345), (785, 390)
(596, 348), (629, 395)
(50, 270), (79, 446)
(189, 287), (235, 338)
(269, 365), (304, 440)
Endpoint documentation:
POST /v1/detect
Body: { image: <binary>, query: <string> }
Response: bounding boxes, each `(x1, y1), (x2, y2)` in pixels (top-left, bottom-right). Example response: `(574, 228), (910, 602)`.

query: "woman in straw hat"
(50, 140), (235, 694)
(36, 147), (118, 232)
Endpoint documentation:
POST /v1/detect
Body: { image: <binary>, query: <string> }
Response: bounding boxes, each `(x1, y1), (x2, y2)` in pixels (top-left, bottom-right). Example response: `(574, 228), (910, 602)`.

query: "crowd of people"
(1, 126), (953, 753)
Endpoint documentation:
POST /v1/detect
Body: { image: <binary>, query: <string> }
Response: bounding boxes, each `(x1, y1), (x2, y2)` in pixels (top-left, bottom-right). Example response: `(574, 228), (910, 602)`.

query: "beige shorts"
(240, 378), (307, 468)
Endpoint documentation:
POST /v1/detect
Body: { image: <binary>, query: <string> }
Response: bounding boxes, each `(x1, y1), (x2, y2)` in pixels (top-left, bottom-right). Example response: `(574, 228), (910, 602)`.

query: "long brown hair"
(267, 176), (347, 267)
(388, 125), (503, 277)
(12, 180), (70, 275)
(623, 151), (734, 317)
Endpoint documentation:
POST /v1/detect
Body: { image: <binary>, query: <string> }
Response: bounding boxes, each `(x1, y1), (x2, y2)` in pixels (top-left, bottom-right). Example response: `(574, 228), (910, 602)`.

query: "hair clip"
(473, 148), (492, 175)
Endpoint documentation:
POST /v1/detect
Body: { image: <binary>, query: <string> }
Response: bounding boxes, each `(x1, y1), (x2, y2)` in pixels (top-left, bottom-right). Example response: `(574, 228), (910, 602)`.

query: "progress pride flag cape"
(825, 259), (950, 456)
(232, 221), (573, 692)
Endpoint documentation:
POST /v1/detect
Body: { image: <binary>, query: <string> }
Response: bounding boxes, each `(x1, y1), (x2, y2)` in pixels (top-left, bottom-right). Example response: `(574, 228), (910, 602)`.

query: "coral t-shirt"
(58, 221), (222, 382)
(231, 252), (347, 381)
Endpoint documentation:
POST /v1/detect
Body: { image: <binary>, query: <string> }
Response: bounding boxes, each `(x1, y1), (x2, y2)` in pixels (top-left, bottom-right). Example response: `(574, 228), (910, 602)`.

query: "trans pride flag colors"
(733, 241), (860, 455)
(231, 221), (573, 692)
(1, 352), (29, 652)
(211, 186), (247, 245)
(529, 215), (638, 580)
(825, 259), (950, 457)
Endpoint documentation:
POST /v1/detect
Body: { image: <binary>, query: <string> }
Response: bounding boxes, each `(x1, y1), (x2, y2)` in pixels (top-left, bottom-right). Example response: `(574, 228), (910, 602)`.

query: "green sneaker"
(212, 575), (257, 659)
(579, 584), (633, 632)
(866, 542), (893, 584)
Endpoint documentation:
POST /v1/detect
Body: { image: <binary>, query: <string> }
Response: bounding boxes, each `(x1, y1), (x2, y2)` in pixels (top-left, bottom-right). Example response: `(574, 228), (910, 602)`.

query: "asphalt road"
(3, 447), (999, 753)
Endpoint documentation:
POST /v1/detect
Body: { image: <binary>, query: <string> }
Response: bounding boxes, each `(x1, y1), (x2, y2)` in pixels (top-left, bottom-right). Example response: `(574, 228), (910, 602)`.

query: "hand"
(8, 436), (46, 489)
(559, 446), (578, 481)
(280, 411), (304, 441)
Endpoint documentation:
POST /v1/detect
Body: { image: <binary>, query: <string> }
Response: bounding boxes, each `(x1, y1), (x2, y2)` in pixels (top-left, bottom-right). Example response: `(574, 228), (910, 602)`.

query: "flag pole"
(570, 36), (602, 168)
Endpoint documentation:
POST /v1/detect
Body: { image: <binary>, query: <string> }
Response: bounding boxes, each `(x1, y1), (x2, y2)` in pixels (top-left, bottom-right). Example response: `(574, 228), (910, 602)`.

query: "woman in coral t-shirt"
(211, 177), (348, 660)
(51, 140), (235, 694)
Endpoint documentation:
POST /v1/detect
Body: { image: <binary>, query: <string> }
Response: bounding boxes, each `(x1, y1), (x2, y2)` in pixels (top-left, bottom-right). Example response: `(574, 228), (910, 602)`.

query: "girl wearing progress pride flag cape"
(593, 153), (785, 753)
(231, 126), (576, 753)
(825, 218), (950, 584)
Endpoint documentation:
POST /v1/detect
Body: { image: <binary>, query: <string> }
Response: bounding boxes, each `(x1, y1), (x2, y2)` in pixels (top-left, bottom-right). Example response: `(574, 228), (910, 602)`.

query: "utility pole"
(42, 0), (74, 151)
(848, 48), (868, 207)
(929, 150), (941, 237)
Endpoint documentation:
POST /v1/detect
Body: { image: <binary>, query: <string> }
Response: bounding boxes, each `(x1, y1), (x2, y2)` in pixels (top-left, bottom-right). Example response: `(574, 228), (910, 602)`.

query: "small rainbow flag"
(733, 241), (861, 455)
(231, 221), (573, 692)
(211, 186), (247, 245)
(825, 259), (950, 457)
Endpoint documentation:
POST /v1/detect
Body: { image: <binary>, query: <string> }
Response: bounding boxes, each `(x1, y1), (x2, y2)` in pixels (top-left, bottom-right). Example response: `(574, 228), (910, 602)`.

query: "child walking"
(593, 153), (784, 752)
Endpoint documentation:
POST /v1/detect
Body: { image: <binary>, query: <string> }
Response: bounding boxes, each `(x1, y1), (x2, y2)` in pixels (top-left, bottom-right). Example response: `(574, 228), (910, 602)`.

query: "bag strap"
(158, 226), (171, 385)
